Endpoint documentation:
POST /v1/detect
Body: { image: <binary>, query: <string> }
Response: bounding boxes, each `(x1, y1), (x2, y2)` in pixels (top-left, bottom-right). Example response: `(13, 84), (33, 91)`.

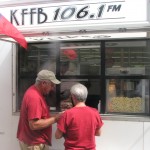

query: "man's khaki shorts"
(19, 140), (49, 150)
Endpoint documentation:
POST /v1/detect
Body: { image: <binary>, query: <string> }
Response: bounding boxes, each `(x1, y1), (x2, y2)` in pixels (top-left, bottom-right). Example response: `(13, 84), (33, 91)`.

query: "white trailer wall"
(0, 40), (15, 149)
(51, 121), (149, 150)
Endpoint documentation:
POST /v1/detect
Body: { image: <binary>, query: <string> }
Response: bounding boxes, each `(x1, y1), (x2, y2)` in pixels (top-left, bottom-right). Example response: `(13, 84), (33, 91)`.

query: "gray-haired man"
(55, 83), (103, 150)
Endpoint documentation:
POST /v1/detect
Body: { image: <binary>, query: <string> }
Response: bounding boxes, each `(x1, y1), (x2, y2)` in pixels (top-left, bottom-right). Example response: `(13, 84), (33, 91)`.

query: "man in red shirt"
(55, 83), (103, 150)
(17, 70), (61, 150)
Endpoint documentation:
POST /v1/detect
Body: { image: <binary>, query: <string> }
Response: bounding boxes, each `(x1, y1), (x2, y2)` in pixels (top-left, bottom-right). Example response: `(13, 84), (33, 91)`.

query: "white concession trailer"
(0, 0), (150, 150)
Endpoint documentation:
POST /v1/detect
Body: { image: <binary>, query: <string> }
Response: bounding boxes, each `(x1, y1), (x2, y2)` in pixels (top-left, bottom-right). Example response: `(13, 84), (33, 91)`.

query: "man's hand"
(52, 111), (64, 122)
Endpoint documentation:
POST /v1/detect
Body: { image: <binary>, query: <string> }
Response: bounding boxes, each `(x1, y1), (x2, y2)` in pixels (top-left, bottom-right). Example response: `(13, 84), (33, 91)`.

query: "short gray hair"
(70, 83), (88, 102)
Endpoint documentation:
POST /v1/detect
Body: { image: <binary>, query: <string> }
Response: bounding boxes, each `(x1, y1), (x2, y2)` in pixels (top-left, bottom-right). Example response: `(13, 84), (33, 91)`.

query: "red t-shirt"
(57, 106), (103, 150)
(17, 85), (52, 145)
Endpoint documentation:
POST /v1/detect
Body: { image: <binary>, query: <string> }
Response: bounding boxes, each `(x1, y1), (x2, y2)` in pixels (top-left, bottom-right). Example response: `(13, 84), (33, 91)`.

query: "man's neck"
(75, 102), (86, 107)
(34, 84), (43, 95)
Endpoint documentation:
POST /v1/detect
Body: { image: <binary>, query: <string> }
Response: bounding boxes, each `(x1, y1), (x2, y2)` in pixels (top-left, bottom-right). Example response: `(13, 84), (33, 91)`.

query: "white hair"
(70, 83), (88, 102)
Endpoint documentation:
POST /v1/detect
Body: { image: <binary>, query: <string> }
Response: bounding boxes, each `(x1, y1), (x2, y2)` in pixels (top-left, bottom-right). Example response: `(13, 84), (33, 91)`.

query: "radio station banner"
(0, 0), (149, 29)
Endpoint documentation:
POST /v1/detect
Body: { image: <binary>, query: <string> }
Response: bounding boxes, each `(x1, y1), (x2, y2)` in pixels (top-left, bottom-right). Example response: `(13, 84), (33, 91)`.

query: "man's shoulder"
(64, 106), (98, 114)
(62, 107), (76, 115)
(25, 85), (37, 94)
(86, 106), (98, 111)
(24, 85), (41, 99)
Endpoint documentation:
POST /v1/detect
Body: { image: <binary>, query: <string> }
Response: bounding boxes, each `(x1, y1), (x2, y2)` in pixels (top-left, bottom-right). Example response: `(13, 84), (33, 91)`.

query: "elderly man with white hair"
(55, 83), (103, 150)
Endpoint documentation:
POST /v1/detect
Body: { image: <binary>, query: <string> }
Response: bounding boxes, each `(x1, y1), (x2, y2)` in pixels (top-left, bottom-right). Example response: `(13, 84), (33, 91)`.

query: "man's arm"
(95, 128), (102, 136)
(29, 114), (60, 130)
(55, 128), (63, 139)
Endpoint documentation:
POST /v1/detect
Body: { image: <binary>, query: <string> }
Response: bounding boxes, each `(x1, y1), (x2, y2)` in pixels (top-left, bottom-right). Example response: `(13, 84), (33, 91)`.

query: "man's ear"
(71, 94), (77, 106)
(71, 94), (75, 100)
(42, 81), (47, 85)
(40, 81), (46, 88)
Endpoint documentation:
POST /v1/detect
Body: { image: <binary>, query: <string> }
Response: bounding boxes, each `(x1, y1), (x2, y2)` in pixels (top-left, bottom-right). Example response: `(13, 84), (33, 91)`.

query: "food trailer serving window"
(105, 41), (150, 115)
(16, 40), (150, 116)
(106, 79), (149, 114)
